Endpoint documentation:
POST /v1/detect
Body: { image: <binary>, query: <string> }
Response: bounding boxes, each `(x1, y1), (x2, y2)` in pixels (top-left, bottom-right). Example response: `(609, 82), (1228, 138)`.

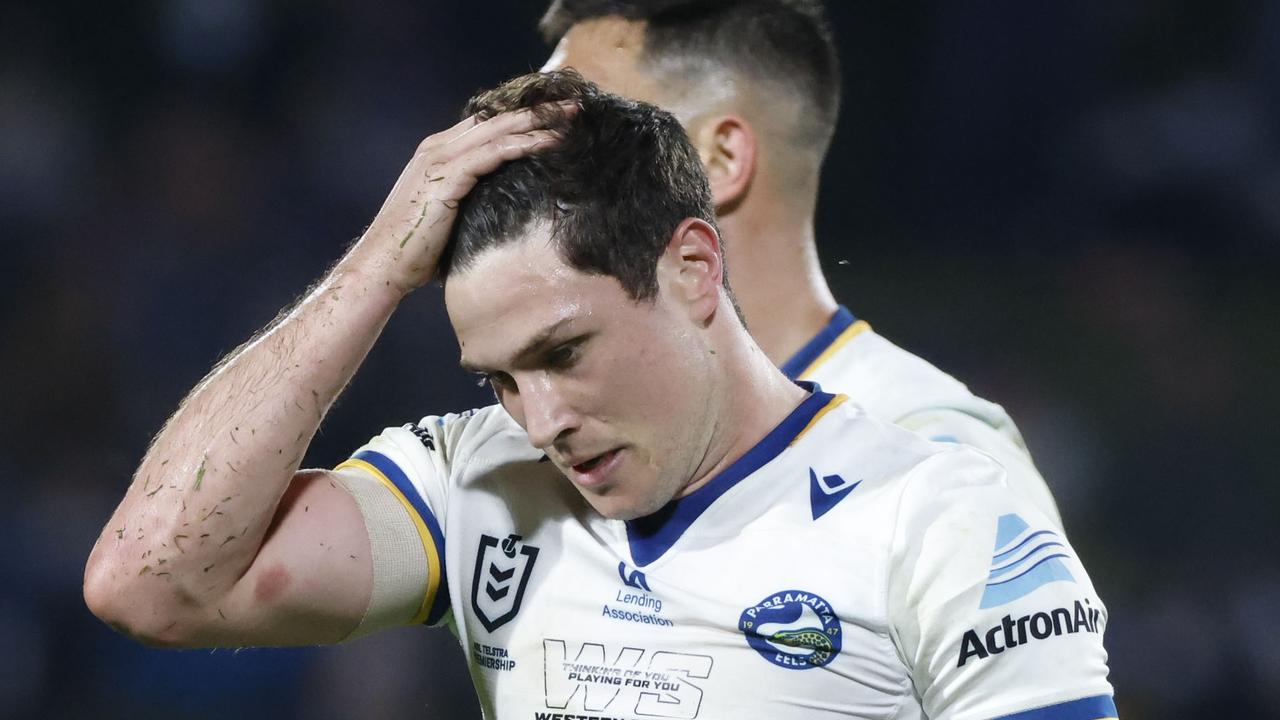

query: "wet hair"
(440, 69), (722, 302)
(539, 0), (841, 153)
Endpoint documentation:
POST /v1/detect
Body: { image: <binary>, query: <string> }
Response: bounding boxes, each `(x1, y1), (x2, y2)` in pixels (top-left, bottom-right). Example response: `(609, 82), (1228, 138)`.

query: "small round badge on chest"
(738, 589), (843, 669)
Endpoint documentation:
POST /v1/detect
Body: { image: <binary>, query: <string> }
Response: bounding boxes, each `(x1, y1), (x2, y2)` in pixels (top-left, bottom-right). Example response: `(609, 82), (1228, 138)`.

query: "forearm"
(85, 257), (402, 635)
(86, 104), (565, 646)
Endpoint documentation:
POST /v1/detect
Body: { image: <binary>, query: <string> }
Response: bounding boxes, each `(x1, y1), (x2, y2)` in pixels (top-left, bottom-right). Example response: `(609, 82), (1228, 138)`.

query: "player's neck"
(720, 207), (839, 368)
(678, 302), (810, 500)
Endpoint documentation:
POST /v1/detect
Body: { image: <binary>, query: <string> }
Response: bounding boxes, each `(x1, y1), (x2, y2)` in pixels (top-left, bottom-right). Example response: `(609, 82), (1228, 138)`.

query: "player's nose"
(516, 374), (580, 450)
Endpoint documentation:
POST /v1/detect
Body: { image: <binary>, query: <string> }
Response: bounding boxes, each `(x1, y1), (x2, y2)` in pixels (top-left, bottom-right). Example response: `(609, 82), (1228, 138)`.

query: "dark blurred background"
(2, 1), (1278, 718)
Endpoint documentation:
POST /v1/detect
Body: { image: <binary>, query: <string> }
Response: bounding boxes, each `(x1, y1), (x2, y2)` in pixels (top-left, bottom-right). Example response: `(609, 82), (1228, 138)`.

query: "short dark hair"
(440, 70), (719, 303)
(539, 0), (841, 152)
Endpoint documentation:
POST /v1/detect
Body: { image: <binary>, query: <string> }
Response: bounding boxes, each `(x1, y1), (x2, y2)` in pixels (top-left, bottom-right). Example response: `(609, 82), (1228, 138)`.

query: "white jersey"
(780, 307), (1062, 529)
(338, 386), (1115, 719)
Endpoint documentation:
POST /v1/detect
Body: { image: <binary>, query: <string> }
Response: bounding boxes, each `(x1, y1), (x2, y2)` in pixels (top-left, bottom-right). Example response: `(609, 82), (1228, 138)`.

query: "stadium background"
(2, 1), (1277, 718)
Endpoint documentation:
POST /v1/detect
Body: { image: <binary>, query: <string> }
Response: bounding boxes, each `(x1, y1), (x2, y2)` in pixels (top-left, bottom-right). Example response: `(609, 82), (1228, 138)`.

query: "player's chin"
(583, 495), (638, 521)
(581, 490), (663, 522)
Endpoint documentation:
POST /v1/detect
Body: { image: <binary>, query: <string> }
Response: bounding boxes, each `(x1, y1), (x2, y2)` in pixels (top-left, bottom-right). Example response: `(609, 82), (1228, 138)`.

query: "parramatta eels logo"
(471, 533), (540, 633)
(738, 590), (842, 670)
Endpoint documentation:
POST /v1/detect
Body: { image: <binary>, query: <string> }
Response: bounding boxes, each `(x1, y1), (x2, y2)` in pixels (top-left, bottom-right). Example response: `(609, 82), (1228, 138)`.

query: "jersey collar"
(779, 306), (857, 379)
(625, 382), (838, 567)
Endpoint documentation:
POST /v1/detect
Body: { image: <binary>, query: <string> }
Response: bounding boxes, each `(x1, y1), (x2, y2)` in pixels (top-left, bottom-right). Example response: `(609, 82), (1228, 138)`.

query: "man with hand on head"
(85, 70), (1116, 719)
(540, 0), (1065, 529)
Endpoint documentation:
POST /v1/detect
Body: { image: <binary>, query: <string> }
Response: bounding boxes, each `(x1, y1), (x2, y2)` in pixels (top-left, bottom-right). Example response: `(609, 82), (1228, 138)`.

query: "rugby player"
(85, 71), (1116, 718)
(539, 0), (1063, 528)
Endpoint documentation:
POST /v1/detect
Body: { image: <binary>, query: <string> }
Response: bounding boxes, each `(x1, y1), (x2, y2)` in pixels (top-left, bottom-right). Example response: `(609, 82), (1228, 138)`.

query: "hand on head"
(348, 99), (577, 296)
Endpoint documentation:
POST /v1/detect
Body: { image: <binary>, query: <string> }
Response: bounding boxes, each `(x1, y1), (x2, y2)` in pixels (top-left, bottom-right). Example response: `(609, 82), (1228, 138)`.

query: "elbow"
(83, 546), (125, 627)
(82, 556), (141, 642)
(83, 553), (157, 644)
(83, 551), (201, 649)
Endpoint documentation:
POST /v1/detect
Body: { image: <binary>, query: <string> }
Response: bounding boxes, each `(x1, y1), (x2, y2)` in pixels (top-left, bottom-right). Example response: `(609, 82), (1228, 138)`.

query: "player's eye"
(545, 340), (581, 369)
(474, 372), (515, 394)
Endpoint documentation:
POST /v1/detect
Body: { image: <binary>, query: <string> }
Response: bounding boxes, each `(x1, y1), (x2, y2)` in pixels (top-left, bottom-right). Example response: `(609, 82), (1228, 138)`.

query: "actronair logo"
(957, 599), (1103, 667)
(980, 513), (1075, 609)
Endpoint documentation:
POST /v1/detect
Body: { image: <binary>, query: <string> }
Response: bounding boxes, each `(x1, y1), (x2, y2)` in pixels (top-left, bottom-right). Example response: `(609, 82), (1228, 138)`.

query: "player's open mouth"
(570, 448), (622, 487)
(573, 454), (606, 472)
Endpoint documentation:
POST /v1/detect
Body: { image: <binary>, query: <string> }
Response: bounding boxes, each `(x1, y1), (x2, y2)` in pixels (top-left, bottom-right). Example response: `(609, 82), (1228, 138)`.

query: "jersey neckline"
(779, 306), (857, 379)
(624, 382), (839, 567)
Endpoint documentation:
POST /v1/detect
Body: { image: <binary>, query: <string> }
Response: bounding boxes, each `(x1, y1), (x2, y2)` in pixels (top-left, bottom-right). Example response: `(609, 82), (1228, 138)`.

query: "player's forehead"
(445, 237), (611, 370)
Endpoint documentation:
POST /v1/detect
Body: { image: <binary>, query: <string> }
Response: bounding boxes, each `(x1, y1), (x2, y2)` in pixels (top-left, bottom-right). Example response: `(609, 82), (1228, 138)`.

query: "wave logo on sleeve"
(979, 514), (1074, 609)
(738, 590), (842, 669)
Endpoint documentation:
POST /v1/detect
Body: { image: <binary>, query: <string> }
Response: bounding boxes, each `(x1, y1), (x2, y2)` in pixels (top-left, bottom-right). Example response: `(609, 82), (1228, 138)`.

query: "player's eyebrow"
(459, 317), (576, 375)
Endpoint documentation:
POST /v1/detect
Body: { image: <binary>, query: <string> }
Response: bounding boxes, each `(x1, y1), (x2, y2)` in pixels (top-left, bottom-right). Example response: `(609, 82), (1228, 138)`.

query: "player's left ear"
(660, 218), (724, 324)
(690, 115), (756, 214)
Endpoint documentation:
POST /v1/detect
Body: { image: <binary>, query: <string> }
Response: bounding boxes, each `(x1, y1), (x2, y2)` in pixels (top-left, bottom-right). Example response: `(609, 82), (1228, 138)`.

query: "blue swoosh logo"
(810, 468), (861, 520)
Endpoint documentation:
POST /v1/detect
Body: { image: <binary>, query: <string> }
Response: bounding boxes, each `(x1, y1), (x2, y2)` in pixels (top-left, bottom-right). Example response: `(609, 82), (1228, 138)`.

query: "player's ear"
(660, 218), (723, 324)
(690, 115), (756, 214)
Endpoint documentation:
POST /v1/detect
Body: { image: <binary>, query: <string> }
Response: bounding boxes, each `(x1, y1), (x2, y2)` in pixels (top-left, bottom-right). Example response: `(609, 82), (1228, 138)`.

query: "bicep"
(189, 470), (374, 647)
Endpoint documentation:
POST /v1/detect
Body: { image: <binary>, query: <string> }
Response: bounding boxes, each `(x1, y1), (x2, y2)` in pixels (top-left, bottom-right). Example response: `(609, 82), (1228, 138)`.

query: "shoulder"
(346, 404), (541, 492)
(795, 399), (1010, 531)
(804, 400), (1036, 562)
(809, 326), (1066, 526)
(803, 398), (997, 485)
(807, 325), (1023, 437)
(403, 405), (531, 460)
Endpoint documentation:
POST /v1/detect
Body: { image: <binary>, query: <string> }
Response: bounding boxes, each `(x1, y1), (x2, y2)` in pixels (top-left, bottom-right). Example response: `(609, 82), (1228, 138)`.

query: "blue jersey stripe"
(779, 306), (856, 379)
(995, 694), (1118, 719)
(352, 449), (451, 625)
(626, 382), (836, 566)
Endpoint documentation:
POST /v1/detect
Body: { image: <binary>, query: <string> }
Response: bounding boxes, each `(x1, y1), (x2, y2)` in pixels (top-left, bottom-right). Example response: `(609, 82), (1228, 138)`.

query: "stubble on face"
(445, 233), (721, 521)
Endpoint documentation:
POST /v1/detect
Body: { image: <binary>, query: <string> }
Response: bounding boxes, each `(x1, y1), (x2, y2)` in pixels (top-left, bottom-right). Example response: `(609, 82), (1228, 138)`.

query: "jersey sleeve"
(897, 408), (1064, 532)
(886, 447), (1117, 720)
(334, 410), (478, 629)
